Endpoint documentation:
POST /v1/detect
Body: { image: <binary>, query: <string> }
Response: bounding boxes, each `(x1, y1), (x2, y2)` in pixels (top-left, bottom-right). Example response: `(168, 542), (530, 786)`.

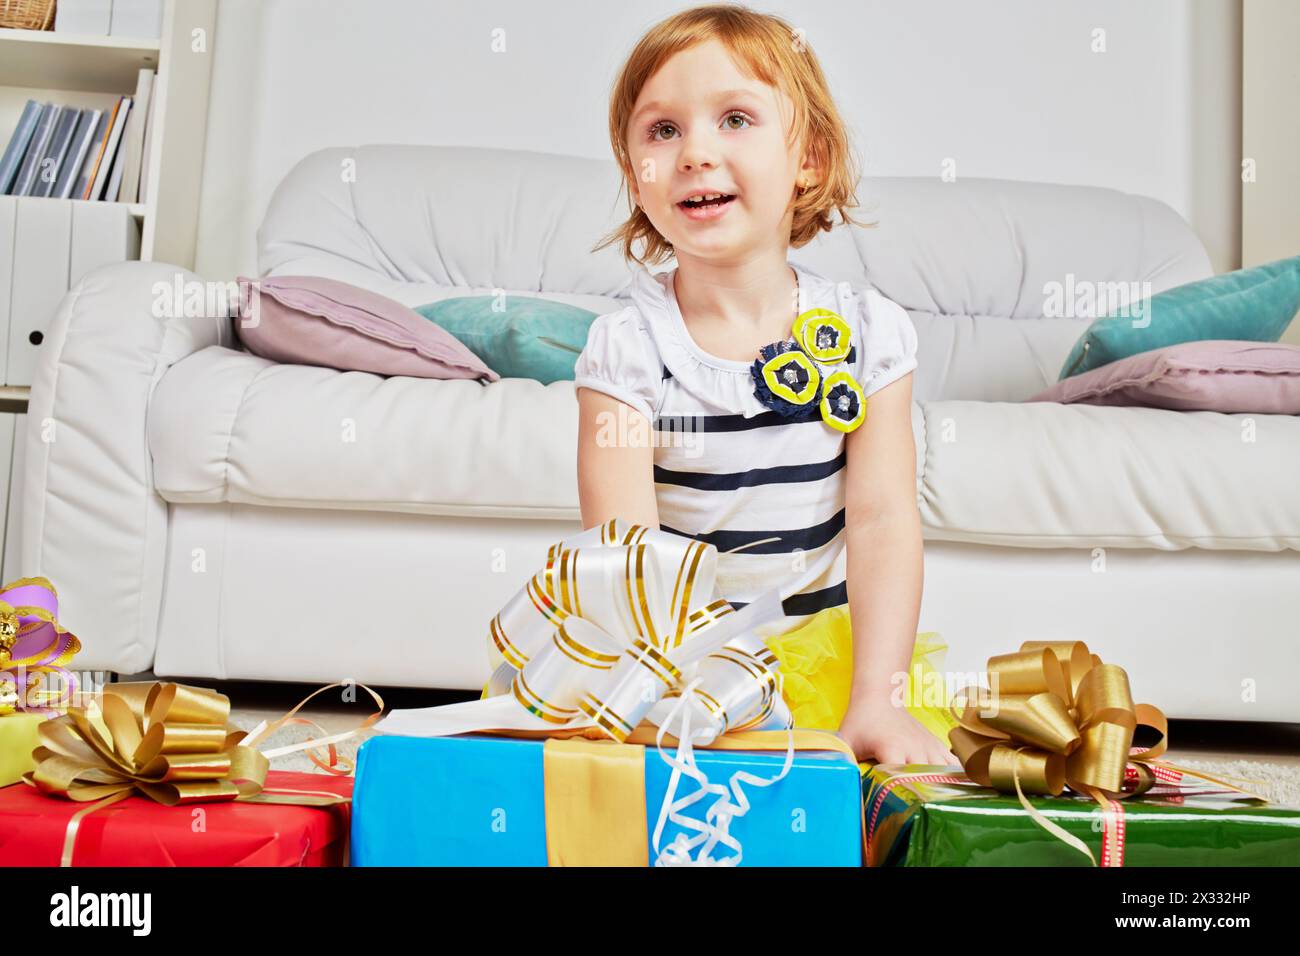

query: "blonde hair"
(593, 3), (869, 268)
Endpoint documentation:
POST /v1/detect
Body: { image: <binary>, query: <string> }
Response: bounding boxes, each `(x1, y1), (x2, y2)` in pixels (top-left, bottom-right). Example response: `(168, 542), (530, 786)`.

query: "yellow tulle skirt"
(763, 604), (960, 745)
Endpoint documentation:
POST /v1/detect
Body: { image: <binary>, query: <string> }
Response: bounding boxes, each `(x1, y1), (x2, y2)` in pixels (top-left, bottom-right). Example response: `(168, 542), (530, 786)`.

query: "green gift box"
(862, 764), (1300, 867)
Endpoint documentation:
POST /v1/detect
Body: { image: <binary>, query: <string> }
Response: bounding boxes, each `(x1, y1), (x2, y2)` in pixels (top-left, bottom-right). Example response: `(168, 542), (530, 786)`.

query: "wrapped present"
(372, 519), (861, 865)
(0, 712), (44, 788)
(863, 639), (1284, 866)
(352, 730), (863, 866)
(863, 763), (1300, 866)
(0, 576), (83, 787)
(0, 770), (355, 866)
(0, 576), (82, 715)
(18, 679), (382, 865)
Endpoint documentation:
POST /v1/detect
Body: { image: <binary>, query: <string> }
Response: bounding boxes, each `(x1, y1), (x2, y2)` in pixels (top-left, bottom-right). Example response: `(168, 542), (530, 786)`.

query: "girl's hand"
(838, 695), (957, 766)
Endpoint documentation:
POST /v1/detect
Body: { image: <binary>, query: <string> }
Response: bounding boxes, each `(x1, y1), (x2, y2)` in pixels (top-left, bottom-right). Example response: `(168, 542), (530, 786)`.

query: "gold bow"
(947, 641), (1267, 865)
(24, 680), (384, 865)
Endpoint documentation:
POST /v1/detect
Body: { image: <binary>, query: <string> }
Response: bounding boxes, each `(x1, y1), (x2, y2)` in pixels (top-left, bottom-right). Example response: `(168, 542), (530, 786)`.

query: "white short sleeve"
(855, 289), (919, 399)
(573, 307), (662, 421)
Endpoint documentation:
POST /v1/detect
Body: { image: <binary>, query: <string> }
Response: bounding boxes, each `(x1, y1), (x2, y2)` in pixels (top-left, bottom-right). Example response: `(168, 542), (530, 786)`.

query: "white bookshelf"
(0, 1), (216, 266)
(0, 1), (217, 575)
(0, 0), (216, 411)
(0, 26), (162, 90)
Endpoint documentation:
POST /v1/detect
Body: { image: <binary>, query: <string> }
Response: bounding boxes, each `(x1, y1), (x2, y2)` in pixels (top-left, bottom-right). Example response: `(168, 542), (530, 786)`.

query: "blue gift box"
(351, 734), (863, 866)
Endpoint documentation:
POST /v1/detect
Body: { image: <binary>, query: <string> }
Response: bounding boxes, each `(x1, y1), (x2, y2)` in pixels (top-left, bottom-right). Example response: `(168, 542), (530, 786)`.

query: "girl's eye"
(646, 111), (754, 141)
(648, 121), (677, 142)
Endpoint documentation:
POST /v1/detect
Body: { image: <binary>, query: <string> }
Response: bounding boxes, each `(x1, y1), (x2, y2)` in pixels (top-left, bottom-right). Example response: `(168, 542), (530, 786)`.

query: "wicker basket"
(0, 0), (56, 30)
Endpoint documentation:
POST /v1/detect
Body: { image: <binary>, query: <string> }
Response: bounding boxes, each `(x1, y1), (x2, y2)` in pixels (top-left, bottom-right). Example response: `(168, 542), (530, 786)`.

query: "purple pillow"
(1027, 340), (1300, 413)
(235, 275), (499, 382)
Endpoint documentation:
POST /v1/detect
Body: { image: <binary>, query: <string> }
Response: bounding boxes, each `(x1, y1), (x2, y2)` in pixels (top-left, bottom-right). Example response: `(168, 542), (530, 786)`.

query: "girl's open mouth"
(677, 194), (736, 220)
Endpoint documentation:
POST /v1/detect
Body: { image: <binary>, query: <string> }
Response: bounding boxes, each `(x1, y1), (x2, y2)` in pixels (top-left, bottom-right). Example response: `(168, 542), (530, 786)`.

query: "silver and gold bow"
(375, 519), (792, 743)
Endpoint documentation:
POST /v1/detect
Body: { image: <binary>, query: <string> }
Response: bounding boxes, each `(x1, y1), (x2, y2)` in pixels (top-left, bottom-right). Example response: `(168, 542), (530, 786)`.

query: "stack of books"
(0, 68), (156, 204)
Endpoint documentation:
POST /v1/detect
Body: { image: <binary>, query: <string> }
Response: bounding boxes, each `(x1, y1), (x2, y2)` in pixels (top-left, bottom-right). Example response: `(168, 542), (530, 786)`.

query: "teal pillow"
(413, 296), (598, 384)
(1058, 256), (1300, 380)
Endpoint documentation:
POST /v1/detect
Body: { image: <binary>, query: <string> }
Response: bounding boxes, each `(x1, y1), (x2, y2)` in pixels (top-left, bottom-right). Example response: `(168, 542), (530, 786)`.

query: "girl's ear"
(798, 157), (822, 191)
(798, 136), (827, 190)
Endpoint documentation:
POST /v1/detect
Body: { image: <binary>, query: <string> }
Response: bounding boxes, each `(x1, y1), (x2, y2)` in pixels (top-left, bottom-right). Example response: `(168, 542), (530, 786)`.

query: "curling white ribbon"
(374, 518), (799, 864)
(650, 678), (797, 866)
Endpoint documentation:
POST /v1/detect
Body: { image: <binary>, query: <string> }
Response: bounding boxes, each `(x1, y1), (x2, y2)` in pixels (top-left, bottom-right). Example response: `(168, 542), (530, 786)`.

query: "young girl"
(574, 4), (957, 765)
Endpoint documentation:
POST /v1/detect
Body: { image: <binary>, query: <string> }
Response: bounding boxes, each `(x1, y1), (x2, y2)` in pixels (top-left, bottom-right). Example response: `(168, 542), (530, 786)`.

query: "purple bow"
(0, 577), (81, 716)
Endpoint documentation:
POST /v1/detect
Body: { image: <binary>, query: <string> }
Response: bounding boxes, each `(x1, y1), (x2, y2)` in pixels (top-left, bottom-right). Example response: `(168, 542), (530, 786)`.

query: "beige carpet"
(1163, 757), (1300, 806)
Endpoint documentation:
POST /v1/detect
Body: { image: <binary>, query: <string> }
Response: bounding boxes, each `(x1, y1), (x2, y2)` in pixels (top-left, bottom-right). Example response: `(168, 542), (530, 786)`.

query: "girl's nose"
(679, 154), (717, 174)
(678, 133), (720, 172)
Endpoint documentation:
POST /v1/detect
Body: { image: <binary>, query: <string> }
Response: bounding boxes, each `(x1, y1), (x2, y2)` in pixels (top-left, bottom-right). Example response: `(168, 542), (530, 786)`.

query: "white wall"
(193, 0), (1242, 280)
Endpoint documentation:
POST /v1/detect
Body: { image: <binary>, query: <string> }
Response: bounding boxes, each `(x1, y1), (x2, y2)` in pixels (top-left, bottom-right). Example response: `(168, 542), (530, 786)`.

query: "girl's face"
(626, 39), (813, 264)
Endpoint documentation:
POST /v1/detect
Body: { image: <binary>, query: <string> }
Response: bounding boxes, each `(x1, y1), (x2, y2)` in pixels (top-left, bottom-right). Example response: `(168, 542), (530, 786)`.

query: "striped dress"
(574, 259), (919, 639)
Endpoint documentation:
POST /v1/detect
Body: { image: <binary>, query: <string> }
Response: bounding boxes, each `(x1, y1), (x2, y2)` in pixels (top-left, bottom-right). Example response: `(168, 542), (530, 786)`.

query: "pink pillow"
(1027, 340), (1300, 413)
(235, 275), (499, 382)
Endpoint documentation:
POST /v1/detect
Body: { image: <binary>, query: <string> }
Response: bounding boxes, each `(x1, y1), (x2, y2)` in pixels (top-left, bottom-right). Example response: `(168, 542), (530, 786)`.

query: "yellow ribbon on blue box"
(352, 726), (865, 866)
(367, 519), (866, 866)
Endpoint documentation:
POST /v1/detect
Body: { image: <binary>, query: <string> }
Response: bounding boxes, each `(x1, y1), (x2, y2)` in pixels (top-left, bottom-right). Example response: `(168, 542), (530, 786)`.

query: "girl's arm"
(576, 387), (660, 530)
(839, 371), (955, 765)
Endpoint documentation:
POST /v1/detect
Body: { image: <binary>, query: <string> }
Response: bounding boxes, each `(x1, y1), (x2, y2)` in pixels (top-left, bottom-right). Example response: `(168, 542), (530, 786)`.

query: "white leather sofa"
(21, 145), (1300, 722)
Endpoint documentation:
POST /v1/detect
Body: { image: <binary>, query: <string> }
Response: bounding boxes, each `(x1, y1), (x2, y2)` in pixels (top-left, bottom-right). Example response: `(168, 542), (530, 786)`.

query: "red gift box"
(0, 770), (353, 867)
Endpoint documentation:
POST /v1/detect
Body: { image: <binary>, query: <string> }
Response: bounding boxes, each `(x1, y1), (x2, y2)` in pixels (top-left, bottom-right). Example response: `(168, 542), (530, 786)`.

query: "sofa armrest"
(20, 261), (234, 673)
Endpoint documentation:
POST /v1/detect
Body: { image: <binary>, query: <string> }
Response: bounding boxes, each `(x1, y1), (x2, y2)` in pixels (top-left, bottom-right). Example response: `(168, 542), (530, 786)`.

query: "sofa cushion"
(412, 295), (597, 384)
(148, 346), (582, 519)
(234, 275), (498, 382)
(1057, 255), (1300, 379)
(148, 346), (1300, 550)
(1029, 340), (1300, 412)
(913, 399), (1300, 550)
